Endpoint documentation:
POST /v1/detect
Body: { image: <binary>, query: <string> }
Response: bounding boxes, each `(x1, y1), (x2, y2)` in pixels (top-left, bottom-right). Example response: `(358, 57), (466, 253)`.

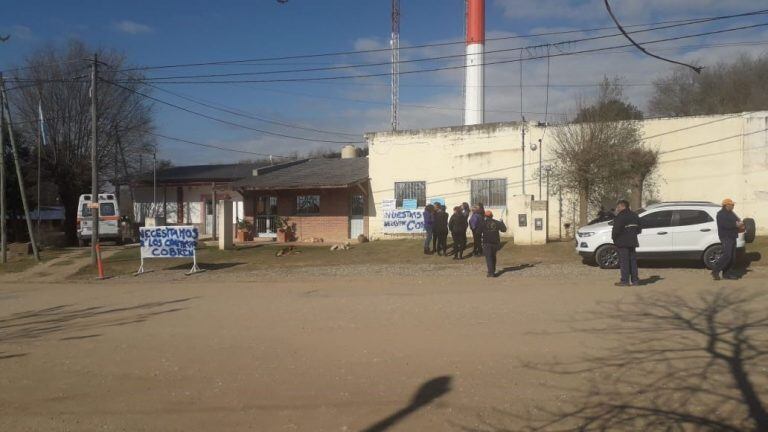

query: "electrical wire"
(102, 78), (364, 144)
(122, 12), (768, 82)
(117, 22), (768, 85)
(147, 131), (296, 159)
(114, 8), (768, 72)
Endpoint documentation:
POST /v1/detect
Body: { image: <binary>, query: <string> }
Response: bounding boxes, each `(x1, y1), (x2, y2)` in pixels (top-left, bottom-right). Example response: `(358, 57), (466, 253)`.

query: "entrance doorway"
(350, 194), (365, 239)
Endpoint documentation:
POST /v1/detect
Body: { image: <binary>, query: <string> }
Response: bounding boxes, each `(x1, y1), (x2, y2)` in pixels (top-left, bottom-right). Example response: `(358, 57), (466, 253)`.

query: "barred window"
(394, 181), (426, 208)
(471, 179), (507, 207)
(296, 195), (320, 215)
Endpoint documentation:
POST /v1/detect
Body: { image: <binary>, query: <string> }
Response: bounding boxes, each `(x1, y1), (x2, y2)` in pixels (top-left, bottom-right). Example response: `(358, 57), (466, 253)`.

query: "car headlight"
(578, 232), (595, 238)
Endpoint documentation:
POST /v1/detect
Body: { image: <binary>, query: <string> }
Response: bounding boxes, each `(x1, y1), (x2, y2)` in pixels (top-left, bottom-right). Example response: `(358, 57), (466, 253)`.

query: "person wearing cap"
(480, 209), (507, 277)
(611, 199), (642, 286)
(713, 198), (744, 280)
(449, 205), (469, 260)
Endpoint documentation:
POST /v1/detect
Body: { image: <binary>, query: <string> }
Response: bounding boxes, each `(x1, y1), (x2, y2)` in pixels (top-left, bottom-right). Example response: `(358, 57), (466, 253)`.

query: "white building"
(366, 111), (768, 241)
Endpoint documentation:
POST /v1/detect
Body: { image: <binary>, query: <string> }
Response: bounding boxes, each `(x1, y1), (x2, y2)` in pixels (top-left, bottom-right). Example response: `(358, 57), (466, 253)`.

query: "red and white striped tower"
(464, 0), (485, 125)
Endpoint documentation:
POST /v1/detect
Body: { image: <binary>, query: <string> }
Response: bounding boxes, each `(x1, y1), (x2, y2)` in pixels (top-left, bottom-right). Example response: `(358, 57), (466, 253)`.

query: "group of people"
(611, 198), (746, 286)
(423, 202), (507, 277)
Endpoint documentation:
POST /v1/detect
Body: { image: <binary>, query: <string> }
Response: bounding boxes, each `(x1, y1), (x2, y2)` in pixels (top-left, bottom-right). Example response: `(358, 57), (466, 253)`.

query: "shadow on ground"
(167, 262), (245, 271)
(461, 288), (768, 431)
(360, 376), (452, 432)
(0, 298), (195, 344)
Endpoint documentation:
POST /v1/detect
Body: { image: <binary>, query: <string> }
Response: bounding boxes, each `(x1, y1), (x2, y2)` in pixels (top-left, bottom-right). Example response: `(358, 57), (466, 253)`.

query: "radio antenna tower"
(390, 0), (400, 131)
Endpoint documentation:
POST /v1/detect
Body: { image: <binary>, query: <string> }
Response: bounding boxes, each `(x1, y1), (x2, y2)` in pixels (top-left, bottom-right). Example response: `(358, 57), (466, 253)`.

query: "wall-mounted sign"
(402, 199), (418, 210)
(382, 210), (425, 234)
(429, 197), (446, 207)
(535, 218), (543, 231)
(518, 214), (528, 227)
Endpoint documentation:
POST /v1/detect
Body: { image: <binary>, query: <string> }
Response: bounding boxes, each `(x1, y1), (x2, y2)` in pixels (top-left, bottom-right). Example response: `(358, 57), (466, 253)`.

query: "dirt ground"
(1, 244), (767, 431)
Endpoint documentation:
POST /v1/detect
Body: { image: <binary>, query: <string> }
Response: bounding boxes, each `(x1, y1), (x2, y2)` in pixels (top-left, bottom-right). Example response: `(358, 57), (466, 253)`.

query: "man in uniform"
(611, 200), (642, 286)
(713, 198), (743, 280)
(481, 210), (507, 277)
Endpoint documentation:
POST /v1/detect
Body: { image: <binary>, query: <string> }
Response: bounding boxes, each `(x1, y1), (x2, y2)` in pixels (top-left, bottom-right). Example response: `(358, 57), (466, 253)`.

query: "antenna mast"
(390, 0), (400, 131)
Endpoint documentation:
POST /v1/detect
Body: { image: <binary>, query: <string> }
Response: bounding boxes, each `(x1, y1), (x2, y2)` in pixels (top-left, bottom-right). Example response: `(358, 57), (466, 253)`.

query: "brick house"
(233, 157), (370, 242)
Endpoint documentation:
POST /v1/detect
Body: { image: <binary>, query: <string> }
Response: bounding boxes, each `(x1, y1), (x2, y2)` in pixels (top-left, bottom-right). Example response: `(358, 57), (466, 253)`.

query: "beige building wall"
(366, 111), (768, 240)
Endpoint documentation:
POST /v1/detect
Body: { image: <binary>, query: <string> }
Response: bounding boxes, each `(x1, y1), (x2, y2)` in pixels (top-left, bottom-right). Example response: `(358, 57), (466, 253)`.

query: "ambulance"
(76, 193), (122, 246)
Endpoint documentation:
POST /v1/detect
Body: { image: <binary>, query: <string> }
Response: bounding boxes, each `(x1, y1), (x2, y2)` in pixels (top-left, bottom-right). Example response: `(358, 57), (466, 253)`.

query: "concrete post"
(218, 199), (233, 250)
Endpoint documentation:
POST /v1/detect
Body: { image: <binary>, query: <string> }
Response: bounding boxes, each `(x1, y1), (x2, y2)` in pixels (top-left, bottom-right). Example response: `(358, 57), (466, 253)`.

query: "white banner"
(382, 209), (425, 234)
(139, 226), (199, 258)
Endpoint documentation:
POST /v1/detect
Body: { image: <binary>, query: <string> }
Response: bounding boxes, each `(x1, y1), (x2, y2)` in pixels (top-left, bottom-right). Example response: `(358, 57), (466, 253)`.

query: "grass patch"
(71, 239), (579, 279)
(0, 248), (72, 274)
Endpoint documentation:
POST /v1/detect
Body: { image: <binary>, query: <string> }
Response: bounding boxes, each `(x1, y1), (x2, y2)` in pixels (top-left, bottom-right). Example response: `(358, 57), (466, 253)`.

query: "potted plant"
(276, 217), (293, 243)
(236, 220), (253, 242)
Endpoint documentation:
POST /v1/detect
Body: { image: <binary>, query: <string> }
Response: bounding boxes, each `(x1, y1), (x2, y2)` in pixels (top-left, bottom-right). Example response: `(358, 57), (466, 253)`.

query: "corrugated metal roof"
(233, 158), (369, 190)
(139, 162), (271, 184)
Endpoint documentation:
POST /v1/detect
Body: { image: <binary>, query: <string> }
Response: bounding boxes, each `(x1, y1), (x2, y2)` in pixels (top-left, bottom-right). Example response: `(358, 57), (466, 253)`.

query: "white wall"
(129, 185), (244, 235)
(367, 112), (768, 239)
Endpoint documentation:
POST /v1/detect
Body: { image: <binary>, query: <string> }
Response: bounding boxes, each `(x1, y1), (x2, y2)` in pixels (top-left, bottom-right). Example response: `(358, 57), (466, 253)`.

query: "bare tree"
(626, 147), (659, 210)
(9, 40), (155, 243)
(649, 53), (768, 117)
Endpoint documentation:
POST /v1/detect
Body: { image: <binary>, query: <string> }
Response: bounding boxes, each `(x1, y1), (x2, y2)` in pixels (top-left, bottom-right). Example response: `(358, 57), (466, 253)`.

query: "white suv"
(576, 202), (756, 269)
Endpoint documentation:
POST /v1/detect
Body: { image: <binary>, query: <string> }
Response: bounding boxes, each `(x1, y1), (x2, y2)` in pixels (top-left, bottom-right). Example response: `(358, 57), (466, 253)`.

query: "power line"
(117, 22), (768, 85)
(114, 9), (768, 72)
(122, 11), (768, 82)
(147, 131), (296, 159)
(137, 81), (360, 137)
(102, 78), (364, 144)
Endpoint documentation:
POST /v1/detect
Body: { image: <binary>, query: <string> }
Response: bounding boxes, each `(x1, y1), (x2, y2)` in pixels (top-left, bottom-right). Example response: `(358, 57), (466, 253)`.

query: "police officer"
(481, 210), (507, 277)
(612, 199), (642, 286)
(712, 198), (743, 280)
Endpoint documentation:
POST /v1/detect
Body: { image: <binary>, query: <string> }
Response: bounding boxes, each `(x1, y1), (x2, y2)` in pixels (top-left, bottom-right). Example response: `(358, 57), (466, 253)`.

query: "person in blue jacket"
(422, 204), (435, 255)
(712, 198), (744, 280)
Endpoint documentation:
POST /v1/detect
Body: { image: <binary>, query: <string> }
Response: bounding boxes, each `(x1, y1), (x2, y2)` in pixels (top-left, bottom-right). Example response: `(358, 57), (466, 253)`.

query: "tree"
(9, 40), (155, 244)
(626, 147), (659, 210)
(574, 77), (644, 123)
(550, 78), (654, 226)
(649, 53), (768, 117)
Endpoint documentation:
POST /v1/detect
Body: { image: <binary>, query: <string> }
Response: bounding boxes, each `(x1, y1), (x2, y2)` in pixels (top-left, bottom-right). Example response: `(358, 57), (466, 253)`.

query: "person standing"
(712, 198), (743, 280)
(481, 210), (507, 277)
(611, 200), (642, 286)
(461, 202), (471, 220)
(433, 204), (450, 256)
(469, 204), (484, 258)
(422, 204), (435, 255)
(449, 206), (469, 260)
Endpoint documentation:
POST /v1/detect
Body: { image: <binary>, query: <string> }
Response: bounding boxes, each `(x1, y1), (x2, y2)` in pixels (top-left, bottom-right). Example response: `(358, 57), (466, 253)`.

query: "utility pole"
(90, 54), (99, 264)
(37, 100), (44, 242)
(538, 138), (543, 200)
(390, 0), (400, 131)
(0, 73), (6, 264)
(521, 118), (526, 195)
(152, 146), (157, 217)
(1, 76), (40, 261)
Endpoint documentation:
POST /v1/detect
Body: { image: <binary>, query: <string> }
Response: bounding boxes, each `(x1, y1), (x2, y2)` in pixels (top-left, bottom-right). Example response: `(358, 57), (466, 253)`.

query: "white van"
(77, 193), (122, 246)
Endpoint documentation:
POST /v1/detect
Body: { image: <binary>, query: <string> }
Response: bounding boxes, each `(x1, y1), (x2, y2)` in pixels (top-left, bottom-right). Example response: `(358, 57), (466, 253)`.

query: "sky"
(2, 0), (768, 165)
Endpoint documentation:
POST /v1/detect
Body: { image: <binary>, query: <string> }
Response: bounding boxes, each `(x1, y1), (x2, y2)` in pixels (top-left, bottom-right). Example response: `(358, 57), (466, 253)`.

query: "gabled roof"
(136, 161), (278, 185)
(233, 158), (369, 190)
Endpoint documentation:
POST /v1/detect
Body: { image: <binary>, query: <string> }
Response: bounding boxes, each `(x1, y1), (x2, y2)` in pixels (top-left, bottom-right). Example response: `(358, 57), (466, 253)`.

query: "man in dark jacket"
(713, 198), (743, 280)
(481, 210), (507, 277)
(449, 206), (469, 260)
(433, 204), (450, 256)
(469, 204), (484, 258)
(611, 200), (642, 286)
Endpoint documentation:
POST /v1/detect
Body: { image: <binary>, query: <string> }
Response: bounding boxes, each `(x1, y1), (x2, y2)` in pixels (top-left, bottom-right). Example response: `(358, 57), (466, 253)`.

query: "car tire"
(595, 244), (620, 269)
(703, 244), (723, 270)
(743, 218), (756, 244)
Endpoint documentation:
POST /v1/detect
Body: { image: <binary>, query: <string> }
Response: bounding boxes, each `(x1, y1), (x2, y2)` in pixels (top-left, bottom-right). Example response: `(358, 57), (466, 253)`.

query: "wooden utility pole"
(0, 73), (6, 264)
(1, 76), (40, 261)
(90, 54), (99, 264)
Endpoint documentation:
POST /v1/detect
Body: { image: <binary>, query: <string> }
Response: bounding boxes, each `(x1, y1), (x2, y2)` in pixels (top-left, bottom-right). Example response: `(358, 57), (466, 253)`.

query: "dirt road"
(1, 264), (767, 431)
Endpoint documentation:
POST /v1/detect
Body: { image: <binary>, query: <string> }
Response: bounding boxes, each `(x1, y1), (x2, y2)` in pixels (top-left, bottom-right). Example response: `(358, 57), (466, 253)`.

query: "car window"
(675, 210), (713, 226)
(640, 210), (674, 229)
(81, 203), (92, 217)
(100, 203), (116, 216)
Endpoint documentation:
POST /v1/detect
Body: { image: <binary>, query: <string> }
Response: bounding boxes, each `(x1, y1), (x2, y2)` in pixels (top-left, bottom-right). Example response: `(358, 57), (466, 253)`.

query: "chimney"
(464, 0), (485, 125)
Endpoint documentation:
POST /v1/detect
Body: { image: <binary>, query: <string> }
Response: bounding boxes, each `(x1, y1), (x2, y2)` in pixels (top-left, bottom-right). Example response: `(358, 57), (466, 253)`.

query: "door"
(350, 194), (365, 239)
(672, 209), (715, 252)
(204, 198), (213, 235)
(637, 210), (675, 253)
(255, 196), (278, 236)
